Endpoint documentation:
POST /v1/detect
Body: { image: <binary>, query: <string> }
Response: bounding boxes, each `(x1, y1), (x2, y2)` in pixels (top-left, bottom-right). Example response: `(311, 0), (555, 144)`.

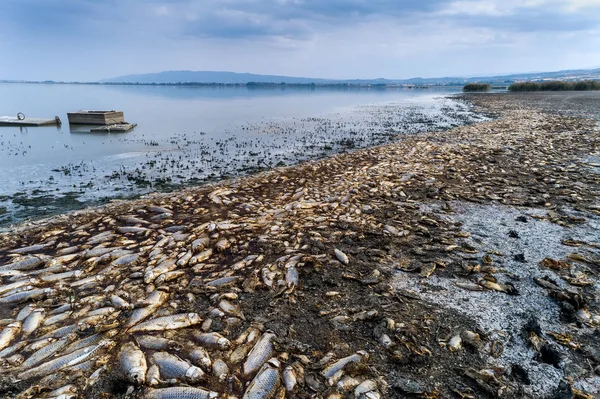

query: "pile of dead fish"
(0, 100), (598, 398)
(0, 202), (387, 399)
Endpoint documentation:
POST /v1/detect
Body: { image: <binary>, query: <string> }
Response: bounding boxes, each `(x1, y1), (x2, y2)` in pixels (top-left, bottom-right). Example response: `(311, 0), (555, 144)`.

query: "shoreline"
(0, 92), (599, 398)
(0, 93), (484, 228)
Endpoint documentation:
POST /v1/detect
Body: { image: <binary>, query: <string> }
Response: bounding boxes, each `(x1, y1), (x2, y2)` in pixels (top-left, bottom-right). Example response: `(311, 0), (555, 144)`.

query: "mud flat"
(0, 92), (599, 398)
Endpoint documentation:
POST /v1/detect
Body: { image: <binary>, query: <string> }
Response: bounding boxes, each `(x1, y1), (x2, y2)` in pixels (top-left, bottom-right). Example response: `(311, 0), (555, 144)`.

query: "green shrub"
(509, 80), (600, 91)
(463, 83), (491, 92)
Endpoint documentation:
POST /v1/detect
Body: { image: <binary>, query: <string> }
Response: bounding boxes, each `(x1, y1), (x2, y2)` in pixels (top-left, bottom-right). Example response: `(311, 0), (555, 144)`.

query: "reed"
(509, 80), (600, 91)
(463, 83), (491, 92)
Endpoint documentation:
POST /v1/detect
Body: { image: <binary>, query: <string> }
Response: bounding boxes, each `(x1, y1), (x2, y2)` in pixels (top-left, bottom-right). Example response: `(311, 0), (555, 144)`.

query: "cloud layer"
(1, 0), (599, 80)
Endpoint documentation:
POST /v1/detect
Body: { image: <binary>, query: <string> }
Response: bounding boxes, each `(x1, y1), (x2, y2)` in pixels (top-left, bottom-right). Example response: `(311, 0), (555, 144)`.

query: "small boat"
(67, 110), (124, 125)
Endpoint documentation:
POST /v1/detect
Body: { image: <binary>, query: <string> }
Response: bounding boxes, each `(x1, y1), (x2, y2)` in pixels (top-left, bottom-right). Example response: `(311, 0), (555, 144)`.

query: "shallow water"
(0, 83), (486, 226)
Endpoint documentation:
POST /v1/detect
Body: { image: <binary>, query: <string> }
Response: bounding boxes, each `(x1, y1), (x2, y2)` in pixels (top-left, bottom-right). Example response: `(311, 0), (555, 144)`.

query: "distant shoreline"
(0, 80), (458, 88)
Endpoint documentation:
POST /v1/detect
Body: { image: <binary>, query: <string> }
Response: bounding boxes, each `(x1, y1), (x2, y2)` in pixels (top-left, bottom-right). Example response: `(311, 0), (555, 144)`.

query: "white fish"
(129, 313), (202, 333)
(0, 322), (21, 350)
(243, 358), (281, 399)
(243, 331), (276, 377)
(120, 342), (147, 385)
(334, 249), (349, 265)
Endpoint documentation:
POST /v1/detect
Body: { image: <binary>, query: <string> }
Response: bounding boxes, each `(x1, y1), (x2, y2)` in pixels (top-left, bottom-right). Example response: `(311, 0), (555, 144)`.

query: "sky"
(0, 0), (599, 81)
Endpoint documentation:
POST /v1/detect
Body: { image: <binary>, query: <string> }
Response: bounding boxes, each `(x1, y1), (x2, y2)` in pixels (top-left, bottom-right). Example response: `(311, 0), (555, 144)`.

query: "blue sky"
(1, 0), (599, 81)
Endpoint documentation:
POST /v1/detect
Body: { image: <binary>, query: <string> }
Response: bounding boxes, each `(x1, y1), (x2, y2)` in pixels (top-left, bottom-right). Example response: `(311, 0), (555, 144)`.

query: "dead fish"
(46, 384), (77, 398)
(193, 332), (231, 350)
(447, 335), (462, 351)
(144, 259), (177, 284)
(17, 340), (114, 380)
(419, 263), (436, 278)
(322, 351), (368, 380)
(192, 237), (210, 253)
(145, 387), (219, 399)
(146, 363), (161, 387)
(206, 276), (238, 287)
(478, 279), (518, 294)
(461, 330), (482, 348)
(38, 323), (78, 340)
(0, 322), (21, 351)
(22, 308), (45, 337)
(155, 271), (185, 285)
(136, 335), (181, 351)
(129, 313), (202, 333)
(87, 232), (116, 245)
(83, 246), (116, 259)
(219, 299), (245, 320)
(189, 347), (212, 370)
(70, 275), (105, 288)
(120, 342), (147, 385)
(454, 282), (486, 291)
(283, 366), (297, 392)
(111, 253), (140, 267)
(40, 270), (84, 283)
(10, 243), (53, 254)
(63, 330), (118, 355)
(337, 376), (361, 391)
(150, 213), (173, 222)
(0, 256), (44, 272)
(243, 331), (276, 377)
(243, 358), (281, 399)
(0, 341), (26, 359)
(125, 290), (169, 328)
(56, 246), (79, 256)
(43, 311), (72, 326)
(121, 216), (150, 225)
(0, 279), (39, 297)
(110, 294), (133, 310)
(152, 351), (205, 383)
(46, 253), (80, 267)
(20, 335), (74, 369)
(383, 225), (400, 235)
(334, 249), (349, 265)
(177, 251), (193, 267)
(118, 226), (149, 234)
(355, 380), (379, 398)
(285, 265), (299, 288)
(195, 248), (214, 263)
(148, 206), (172, 214)
(212, 358), (229, 381)
(215, 239), (231, 252)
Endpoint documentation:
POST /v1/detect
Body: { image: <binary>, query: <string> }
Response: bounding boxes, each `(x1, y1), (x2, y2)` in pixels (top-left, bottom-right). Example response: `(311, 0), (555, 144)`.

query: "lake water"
(0, 83), (486, 226)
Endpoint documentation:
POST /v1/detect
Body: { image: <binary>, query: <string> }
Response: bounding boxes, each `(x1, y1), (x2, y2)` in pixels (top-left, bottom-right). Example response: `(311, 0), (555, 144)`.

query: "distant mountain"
(98, 67), (600, 86)
(101, 71), (335, 85)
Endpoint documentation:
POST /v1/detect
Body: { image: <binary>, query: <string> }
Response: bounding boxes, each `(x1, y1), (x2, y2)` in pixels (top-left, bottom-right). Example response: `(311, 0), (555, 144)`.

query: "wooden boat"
(67, 110), (124, 125)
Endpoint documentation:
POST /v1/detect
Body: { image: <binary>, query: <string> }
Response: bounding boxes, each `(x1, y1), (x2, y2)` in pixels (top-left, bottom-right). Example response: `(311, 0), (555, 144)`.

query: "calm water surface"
(0, 83), (485, 226)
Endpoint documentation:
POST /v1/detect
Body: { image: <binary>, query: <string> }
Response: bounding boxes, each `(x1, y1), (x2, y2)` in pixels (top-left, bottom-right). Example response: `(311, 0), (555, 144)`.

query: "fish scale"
(17, 340), (114, 380)
(145, 387), (219, 399)
(20, 335), (74, 369)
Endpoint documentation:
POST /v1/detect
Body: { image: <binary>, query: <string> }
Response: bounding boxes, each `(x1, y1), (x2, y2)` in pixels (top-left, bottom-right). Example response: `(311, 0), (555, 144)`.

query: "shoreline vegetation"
(509, 80), (600, 91)
(462, 83), (491, 92)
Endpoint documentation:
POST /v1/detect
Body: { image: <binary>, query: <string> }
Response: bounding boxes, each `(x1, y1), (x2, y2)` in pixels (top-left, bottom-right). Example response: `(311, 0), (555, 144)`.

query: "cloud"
(0, 0), (599, 81)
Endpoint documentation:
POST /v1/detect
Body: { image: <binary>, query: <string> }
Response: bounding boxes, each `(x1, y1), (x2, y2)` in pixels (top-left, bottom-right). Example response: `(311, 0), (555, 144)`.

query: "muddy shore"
(0, 92), (599, 399)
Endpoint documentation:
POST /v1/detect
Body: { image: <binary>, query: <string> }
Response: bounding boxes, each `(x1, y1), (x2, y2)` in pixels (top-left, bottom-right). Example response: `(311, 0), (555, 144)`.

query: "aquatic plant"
(463, 83), (491, 92)
(509, 80), (600, 91)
